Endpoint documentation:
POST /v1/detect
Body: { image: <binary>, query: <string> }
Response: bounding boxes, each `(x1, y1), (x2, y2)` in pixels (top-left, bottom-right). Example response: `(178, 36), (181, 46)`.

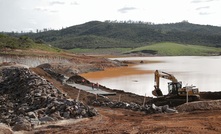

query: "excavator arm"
(153, 70), (178, 97)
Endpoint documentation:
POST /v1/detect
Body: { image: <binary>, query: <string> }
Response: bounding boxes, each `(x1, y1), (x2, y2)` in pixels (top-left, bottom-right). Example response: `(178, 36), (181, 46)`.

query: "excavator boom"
(153, 70), (178, 97)
(154, 70), (178, 89)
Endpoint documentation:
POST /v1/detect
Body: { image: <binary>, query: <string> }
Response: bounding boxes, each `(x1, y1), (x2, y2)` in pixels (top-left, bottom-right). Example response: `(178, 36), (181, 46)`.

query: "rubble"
(90, 100), (177, 114)
(37, 63), (67, 83)
(0, 66), (97, 131)
(151, 104), (178, 113)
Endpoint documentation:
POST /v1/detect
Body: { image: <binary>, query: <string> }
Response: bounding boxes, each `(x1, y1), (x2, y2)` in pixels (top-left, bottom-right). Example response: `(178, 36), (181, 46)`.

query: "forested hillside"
(8, 21), (221, 50)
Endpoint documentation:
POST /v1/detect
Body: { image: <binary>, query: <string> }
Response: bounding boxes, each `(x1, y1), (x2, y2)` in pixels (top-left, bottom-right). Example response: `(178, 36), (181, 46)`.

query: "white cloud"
(34, 7), (58, 13)
(191, 0), (218, 3)
(118, 7), (137, 13)
(34, 7), (49, 12)
(199, 12), (212, 15)
(71, 1), (79, 5)
(196, 6), (210, 10)
(49, 1), (65, 5)
(191, 0), (204, 3)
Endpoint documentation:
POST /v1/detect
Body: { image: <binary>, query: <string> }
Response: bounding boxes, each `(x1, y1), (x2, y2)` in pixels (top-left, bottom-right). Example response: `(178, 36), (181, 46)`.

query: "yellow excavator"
(152, 70), (200, 101)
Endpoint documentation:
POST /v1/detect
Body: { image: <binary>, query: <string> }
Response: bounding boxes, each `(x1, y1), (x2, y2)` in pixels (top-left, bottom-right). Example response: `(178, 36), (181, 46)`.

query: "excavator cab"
(168, 82), (182, 95)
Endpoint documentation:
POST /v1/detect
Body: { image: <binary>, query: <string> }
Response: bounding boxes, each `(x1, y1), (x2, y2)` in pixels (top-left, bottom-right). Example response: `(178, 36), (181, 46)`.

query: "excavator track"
(148, 96), (199, 107)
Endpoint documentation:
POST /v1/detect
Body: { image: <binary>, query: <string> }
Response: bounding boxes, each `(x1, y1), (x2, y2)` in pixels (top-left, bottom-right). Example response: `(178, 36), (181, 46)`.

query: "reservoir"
(81, 56), (221, 97)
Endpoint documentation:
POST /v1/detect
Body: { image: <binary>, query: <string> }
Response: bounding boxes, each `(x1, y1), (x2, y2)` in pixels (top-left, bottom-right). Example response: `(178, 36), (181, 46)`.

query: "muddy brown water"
(81, 56), (221, 97)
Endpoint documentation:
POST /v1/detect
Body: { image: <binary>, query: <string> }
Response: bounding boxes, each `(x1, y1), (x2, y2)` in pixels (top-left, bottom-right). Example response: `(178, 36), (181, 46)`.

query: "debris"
(151, 104), (178, 113)
(90, 100), (177, 114)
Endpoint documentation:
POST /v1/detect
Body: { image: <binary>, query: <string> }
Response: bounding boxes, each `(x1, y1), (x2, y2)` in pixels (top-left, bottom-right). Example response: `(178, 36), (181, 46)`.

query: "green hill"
(4, 21), (221, 56)
(127, 42), (221, 56)
(0, 34), (61, 52)
(17, 21), (221, 50)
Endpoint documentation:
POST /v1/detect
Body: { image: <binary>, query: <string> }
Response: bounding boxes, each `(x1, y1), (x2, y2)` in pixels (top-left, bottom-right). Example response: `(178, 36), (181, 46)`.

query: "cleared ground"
(30, 107), (221, 134)
(27, 67), (221, 134)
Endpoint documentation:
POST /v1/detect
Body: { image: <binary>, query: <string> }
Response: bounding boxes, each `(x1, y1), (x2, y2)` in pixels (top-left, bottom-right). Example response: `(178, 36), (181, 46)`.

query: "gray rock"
(51, 111), (64, 120)
(27, 112), (37, 119)
(39, 116), (55, 122)
(12, 118), (32, 131)
(63, 111), (70, 119)
(30, 118), (40, 126)
(34, 93), (42, 97)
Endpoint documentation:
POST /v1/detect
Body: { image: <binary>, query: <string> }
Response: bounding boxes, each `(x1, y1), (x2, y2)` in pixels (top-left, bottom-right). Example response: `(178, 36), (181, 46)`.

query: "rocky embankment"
(0, 55), (69, 67)
(0, 66), (97, 131)
(0, 55), (126, 76)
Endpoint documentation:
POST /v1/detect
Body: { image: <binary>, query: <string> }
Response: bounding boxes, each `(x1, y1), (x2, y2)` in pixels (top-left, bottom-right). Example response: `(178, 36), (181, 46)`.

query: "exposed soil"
(29, 66), (221, 134)
(30, 108), (221, 134)
(1, 50), (221, 134)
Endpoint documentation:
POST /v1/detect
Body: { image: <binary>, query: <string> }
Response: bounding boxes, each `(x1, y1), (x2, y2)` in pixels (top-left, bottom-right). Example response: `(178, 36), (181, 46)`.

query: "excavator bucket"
(152, 89), (158, 96)
(152, 88), (163, 97)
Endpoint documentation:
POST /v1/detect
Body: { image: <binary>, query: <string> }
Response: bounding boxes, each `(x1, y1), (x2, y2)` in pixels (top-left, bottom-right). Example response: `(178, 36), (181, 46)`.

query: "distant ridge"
(7, 21), (221, 50)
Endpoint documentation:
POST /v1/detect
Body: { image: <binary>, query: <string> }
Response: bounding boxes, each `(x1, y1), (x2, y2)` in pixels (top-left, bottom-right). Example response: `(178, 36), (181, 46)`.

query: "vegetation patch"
(0, 34), (61, 53)
(68, 48), (131, 55)
(126, 42), (221, 56)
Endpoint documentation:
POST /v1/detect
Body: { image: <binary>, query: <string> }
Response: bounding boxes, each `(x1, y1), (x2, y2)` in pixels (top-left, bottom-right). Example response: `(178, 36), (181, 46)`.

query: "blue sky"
(0, 0), (220, 32)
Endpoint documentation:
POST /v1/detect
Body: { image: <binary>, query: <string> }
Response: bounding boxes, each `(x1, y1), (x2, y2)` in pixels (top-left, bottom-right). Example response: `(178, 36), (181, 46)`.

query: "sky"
(0, 0), (221, 32)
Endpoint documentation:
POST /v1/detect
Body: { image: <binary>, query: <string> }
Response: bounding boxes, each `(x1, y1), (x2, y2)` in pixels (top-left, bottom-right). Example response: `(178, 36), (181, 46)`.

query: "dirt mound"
(0, 66), (97, 131)
(176, 100), (221, 112)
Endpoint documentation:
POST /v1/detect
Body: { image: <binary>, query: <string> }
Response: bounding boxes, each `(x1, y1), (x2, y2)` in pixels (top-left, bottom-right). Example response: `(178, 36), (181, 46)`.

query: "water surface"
(81, 56), (221, 97)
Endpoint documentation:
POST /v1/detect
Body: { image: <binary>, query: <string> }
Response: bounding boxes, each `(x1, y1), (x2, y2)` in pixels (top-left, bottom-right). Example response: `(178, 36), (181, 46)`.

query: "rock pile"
(91, 100), (177, 114)
(37, 63), (67, 83)
(0, 66), (97, 131)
